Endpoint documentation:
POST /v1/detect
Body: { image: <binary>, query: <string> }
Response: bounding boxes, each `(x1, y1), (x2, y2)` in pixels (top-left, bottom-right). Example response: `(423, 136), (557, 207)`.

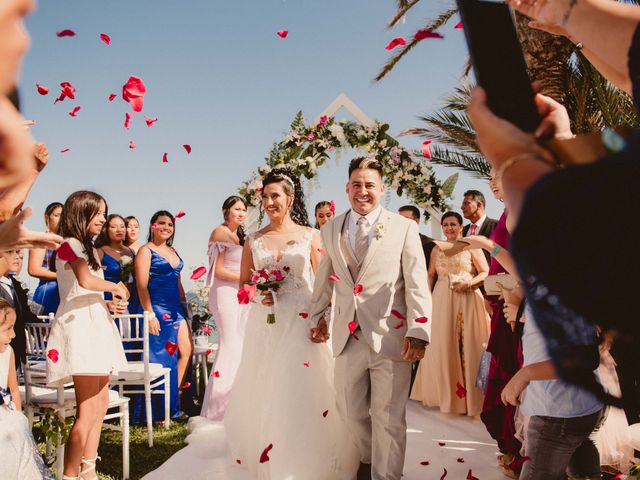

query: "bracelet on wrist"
(495, 153), (555, 186)
(490, 244), (502, 258)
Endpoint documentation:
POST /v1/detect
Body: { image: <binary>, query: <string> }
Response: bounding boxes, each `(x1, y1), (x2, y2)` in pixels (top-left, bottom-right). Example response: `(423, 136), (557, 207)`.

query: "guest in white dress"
(200, 196), (248, 420)
(45, 191), (129, 480)
(0, 299), (53, 479)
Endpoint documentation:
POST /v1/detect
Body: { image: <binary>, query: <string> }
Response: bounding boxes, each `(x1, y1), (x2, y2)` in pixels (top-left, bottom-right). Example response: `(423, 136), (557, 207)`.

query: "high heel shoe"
(79, 456), (100, 480)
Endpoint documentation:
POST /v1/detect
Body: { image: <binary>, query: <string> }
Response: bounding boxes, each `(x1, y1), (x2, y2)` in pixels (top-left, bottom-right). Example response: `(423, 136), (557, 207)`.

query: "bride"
(224, 168), (358, 479)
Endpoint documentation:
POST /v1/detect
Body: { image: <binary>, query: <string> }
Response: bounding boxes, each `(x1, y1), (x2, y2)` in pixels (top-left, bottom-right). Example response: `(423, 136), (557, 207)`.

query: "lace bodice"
(435, 249), (475, 283)
(249, 228), (316, 303)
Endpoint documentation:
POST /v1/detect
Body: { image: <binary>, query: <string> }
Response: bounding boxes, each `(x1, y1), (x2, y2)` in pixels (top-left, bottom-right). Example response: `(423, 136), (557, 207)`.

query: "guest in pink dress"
(200, 196), (248, 420)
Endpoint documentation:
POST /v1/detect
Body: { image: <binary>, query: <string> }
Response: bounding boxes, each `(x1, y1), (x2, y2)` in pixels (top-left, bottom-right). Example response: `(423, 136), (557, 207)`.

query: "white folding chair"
(23, 321), (131, 480)
(110, 312), (171, 447)
(192, 342), (218, 397)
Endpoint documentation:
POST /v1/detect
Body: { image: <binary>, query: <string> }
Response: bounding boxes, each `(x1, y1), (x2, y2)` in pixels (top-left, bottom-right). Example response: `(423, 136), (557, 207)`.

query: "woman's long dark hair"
(262, 168), (310, 227)
(147, 210), (176, 247)
(95, 214), (126, 248)
(222, 196), (246, 246)
(53, 191), (106, 271)
(314, 200), (332, 229)
(124, 216), (139, 246)
(44, 202), (63, 233)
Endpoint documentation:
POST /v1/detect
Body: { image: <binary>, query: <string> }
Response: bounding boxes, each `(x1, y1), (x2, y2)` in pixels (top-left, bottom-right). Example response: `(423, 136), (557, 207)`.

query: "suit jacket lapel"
(356, 209), (391, 282)
(332, 213), (354, 285)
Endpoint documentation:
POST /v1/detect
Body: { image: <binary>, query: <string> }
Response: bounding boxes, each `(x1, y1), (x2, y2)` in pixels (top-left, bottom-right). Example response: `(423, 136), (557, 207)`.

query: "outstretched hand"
(506, 0), (571, 27)
(0, 208), (63, 251)
(310, 318), (330, 343)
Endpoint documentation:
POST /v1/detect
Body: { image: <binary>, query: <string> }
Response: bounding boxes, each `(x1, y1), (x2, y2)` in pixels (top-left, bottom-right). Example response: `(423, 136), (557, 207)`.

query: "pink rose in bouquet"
(250, 266), (290, 324)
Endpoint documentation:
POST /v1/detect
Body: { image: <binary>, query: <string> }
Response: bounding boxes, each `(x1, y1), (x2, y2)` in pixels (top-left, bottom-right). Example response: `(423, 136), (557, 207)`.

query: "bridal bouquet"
(250, 266), (290, 324)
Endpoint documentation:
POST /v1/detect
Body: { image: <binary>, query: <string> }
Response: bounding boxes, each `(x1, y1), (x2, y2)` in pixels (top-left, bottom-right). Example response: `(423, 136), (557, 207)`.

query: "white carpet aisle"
(143, 400), (503, 480)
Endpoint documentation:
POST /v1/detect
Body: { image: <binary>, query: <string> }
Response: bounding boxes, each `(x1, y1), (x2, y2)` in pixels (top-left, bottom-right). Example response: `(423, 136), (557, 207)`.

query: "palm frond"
(388, 0), (422, 28)
(374, 9), (456, 82)
(419, 146), (490, 179)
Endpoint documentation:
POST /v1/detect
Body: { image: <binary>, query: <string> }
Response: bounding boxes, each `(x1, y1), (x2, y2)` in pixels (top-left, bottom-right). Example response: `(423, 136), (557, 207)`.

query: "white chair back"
(112, 312), (151, 375)
(24, 322), (54, 405)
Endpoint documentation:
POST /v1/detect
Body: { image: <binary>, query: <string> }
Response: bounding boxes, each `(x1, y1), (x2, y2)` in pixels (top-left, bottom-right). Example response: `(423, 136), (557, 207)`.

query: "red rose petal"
(353, 334), (359, 341)
(175, 211), (186, 219)
(393, 320), (404, 330)
(456, 382), (467, 398)
(183, 144), (192, 154)
(164, 341), (178, 355)
(303, 362), (310, 367)
(213, 371), (220, 378)
(122, 76), (146, 112)
(421, 140), (432, 159)
(162, 152), (168, 163)
(236, 459), (241, 465)
(190, 266), (207, 280)
(69, 106), (81, 117)
(162, 313), (171, 320)
(438, 441), (446, 446)
(299, 312), (309, 319)
(57, 242), (79, 262)
(329, 200), (336, 213)
(414, 29), (444, 40)
(329, 274), (340, 282)
(206, 349), (213, 356)
(129, 140), (136, 149)
(144, 115), (158, 127)
(55, 82), (76, 103)
(56, 29), (76, 37)
(457, 457), (465, 463)
(415, 316), (429, 324)
(322, 410), (328, 418)
(353, 284), (363, 295)
(276, 30), (288, 38)
(420, 460), (430, 466)
(439, 468), (448, 480)
(611, 474), (623, 480)
(60, 148), (71, 153)
(466, 469), (479, 480)
(180, 381), (191, 390)
(508, 456), (530, 470)
(47, 349), (59, 363)
(108, 93), (117, 101)
(259, 443), (273, 463)
(391, 309), (406, 320)
(385, 37), (407, 50)
(124, 112), (133, 129)
(348, 321), (358, 335)
(99, 33), (111, 45)
(455, 21), (463, 29)
(36, 84), (49, 95)
(237, 284), (257, 304)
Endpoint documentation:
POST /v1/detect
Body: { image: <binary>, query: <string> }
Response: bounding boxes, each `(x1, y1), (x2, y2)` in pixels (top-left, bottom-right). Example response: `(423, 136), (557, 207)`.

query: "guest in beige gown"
(411, 211), (490, 416)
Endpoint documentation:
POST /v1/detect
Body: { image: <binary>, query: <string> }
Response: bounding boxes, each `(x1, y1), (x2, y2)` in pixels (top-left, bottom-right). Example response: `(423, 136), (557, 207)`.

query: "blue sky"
(19, 0), (502, 290)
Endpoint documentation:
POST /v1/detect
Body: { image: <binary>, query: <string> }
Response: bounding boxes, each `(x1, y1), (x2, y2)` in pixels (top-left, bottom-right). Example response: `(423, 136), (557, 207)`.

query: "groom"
(309, 157), (432, 480)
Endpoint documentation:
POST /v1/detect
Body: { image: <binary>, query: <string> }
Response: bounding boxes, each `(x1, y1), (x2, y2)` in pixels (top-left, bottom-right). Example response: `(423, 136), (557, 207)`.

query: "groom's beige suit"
(310, 207), (432, 480)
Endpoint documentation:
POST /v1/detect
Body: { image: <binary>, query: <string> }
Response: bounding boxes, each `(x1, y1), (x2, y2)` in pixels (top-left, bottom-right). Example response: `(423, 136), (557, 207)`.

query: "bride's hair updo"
(262, 168), (310, 227)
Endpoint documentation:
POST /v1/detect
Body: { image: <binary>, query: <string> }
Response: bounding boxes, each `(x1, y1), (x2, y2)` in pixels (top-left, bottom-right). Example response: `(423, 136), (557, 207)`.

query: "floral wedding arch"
(239, 103), (457, 223)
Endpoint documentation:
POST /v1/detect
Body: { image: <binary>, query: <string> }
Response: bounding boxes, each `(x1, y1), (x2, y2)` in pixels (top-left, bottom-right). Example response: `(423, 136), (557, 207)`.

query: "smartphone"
(456, 0), (541, 132)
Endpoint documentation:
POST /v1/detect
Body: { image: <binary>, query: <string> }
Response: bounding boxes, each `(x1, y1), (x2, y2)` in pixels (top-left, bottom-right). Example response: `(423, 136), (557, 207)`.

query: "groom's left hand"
(402, 337), (426, 362)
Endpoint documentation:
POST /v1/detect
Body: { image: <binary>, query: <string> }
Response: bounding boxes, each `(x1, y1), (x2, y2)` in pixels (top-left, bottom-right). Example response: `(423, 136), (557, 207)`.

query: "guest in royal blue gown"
(95, 214), (141, 314)
(136, 210), (193, 420)
(28, 202), (63, 316)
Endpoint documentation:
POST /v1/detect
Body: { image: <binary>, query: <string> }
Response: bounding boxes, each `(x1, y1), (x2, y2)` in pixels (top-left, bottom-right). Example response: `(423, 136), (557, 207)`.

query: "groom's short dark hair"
(348, 157), (383, 179)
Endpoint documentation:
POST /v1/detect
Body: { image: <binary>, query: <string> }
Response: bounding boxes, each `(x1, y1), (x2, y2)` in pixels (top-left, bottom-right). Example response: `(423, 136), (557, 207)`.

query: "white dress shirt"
(347, 205), (382, 254)
(465, 213), (487, 236)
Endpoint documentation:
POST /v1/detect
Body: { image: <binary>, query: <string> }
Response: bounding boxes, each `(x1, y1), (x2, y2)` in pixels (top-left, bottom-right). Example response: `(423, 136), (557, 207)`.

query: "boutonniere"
(374, 223), (385, 240)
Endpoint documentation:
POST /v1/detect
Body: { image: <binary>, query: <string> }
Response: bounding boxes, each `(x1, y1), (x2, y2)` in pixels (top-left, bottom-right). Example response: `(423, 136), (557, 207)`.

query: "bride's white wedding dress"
(224, 228), (358, 479)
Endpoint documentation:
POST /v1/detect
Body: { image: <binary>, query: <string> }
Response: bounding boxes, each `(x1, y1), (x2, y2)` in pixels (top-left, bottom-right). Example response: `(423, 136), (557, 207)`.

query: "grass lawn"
(34, 422), (189, 480)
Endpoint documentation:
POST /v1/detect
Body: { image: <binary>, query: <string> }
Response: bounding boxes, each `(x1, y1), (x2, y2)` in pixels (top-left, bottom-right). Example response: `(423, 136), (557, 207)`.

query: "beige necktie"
(355, 216), (370, 264)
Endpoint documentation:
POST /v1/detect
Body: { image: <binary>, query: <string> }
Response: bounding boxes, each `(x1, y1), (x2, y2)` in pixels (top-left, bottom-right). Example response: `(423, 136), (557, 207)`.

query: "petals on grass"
(144, 115), (158, 127)
(162, 152), (168, 163)
(237, 284), (257, 304)
(322, 410), (328, 418)
(298, 312), (309, 319)
(353, 284), (363, 295)
(328, 274), (340, 282)
(175, 211), (186, 219)
(414, 29), (444, 40)
(47, 349), (59, 363)
(348, 321), (358, 335)
(190, 266), (207, 280)
(56, 29), (76, 37)
(421, 140), (432, 159)
(391, 309), (406, 320)
(129, 140), (136, 149)
(57, 242), (79, 262)
(108, 93), (117, 101)
(415, 316), (429, 324)
(276, 30), (288, 38)
(259, 443), (273, 463)
(456, 382), (467, 398)
(164, 341), (178, 355)
(99, 33), (111, 45)
(124, 112), (133, 129)
(183, 144), (192, 154)
(439, 468), (448, 480)
(36, 84), (49, 95)
(385, 37), (406, 50)
(69, 106), (81, 117)
(122, 75), (147, 112)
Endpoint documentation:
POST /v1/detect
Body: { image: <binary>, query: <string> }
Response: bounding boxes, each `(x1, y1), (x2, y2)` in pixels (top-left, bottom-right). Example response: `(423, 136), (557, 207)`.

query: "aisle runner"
(143, 400), (500, 480)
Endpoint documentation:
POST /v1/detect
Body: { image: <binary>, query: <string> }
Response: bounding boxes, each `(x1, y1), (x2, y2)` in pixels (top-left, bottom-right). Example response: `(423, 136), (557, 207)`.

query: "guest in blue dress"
(28, 202), (63, 316)
(136, 210), (193, 420)
(95, 214), (141, 314)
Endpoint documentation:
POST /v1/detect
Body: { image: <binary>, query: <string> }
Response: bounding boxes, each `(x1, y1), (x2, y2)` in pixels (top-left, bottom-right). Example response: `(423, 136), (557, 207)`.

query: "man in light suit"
(309, 157), (432, 480)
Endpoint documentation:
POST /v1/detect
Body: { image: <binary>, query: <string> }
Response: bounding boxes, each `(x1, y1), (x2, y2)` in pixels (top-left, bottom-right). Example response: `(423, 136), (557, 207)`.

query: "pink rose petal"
(183, 144), (192, 154)
(303, 362), (310, 367)
(69, 106), (81, 117)
(162, 313), (171, 320)
(144, 115), (158, 127)
(56, 29), (76, 37)
(353, 284), (363, 295)
(151, 223), (159, 230)
(122, 76), (147, 112)
(317, 248), (327, 255)
(329, 200), (336, 213)
(414, 29), (444, 41)
(190, 266), (207, 280)
(421, 140), (432, 159)
(180, 381), (191, 390)
(348, 321), (358, 335)
(99, 33), (111, 45)
(162, 152), (168, 163)
(415, 316), (429, 323)
(129, 140), (136, 149)
(213, 370), (220, 378)
(276, 30), (288, 38)
(455, 21), (463, 29)
(36, 84), (49, 95)
(328, 274), (341, 282)
(164, 341), (178, 355)
(47, 349), (59, 363)
(124, 112), (133, 129)
(175, 211), (186, 219)
(391, 309), (406, 320)
(237, 284), (257, 304)
(108, 93), (117, 101)
(385, 37), (407, 50)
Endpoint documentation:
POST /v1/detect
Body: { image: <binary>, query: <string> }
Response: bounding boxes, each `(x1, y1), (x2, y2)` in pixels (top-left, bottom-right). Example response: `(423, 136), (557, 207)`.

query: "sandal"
(79, 456), (100, 480)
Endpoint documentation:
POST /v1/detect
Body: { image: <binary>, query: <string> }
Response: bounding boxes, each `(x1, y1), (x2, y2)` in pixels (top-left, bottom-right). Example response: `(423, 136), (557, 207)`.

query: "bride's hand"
(310, 319), (330, 343)
(260, 290), (274, 307)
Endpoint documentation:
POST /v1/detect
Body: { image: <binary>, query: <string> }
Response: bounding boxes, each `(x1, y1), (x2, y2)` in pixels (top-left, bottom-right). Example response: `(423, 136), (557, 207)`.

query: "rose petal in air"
(108, 93), (117, 101)
(60, 148), (71, 153)
(190, 266), (207, 280)
(421, 140), (432, 159)
(414, 29), (444, 40)
(129, 140), (136, 149)
(439, 468), (448, 480)
(385, 37), (406, 50)
(237, 284), (257, 304)
(353, 284), (363, 295)
(391, 309), (406, 320)
(322, 410), (328, 418)
(164, 341), (178, 355)
(162, 313), (171, 320)
(162, 153), (168, 163)
(56, 29), (76, 37)
(124, 112), (133, 129)
(276, 30), (288, 38)
(57, 242), (79, 262)
(206, 348), (213, 356)
(466, 469), (479, 480)
(393, 320), (404, 330)
(47, 349), (59, 363)
(415, 316), (429, 324)
(36, 84), (49, 95)
(303, 362), (310, 367)
(457, 457), (465, 463)
(456, 382), (467, 398)
(175, 211), (186, 219)
(144, 115), (158, 127)
(122, 76), (147, 112)
(99, 33), (111, 45)
(455, 21), (463, 29)
(438, 441), (446, 446)
(183, 144), (192, 154)
(299, 312), (309, 319)
(259, 443), (273, 463)
(236, 459), (241, 465)
(329, 274), (341, 282)
(212, 370), (220, 378)
(69, 106), (81, 117)
(420, 460), (430, 466)
(180, 381), (191, 390)
(348, 321), (358, 335)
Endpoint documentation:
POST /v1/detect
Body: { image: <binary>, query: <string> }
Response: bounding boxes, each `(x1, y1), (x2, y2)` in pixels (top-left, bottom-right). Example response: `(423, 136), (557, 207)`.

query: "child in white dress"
(0, 299), (53, 479)
(45, 191), (129, 480)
